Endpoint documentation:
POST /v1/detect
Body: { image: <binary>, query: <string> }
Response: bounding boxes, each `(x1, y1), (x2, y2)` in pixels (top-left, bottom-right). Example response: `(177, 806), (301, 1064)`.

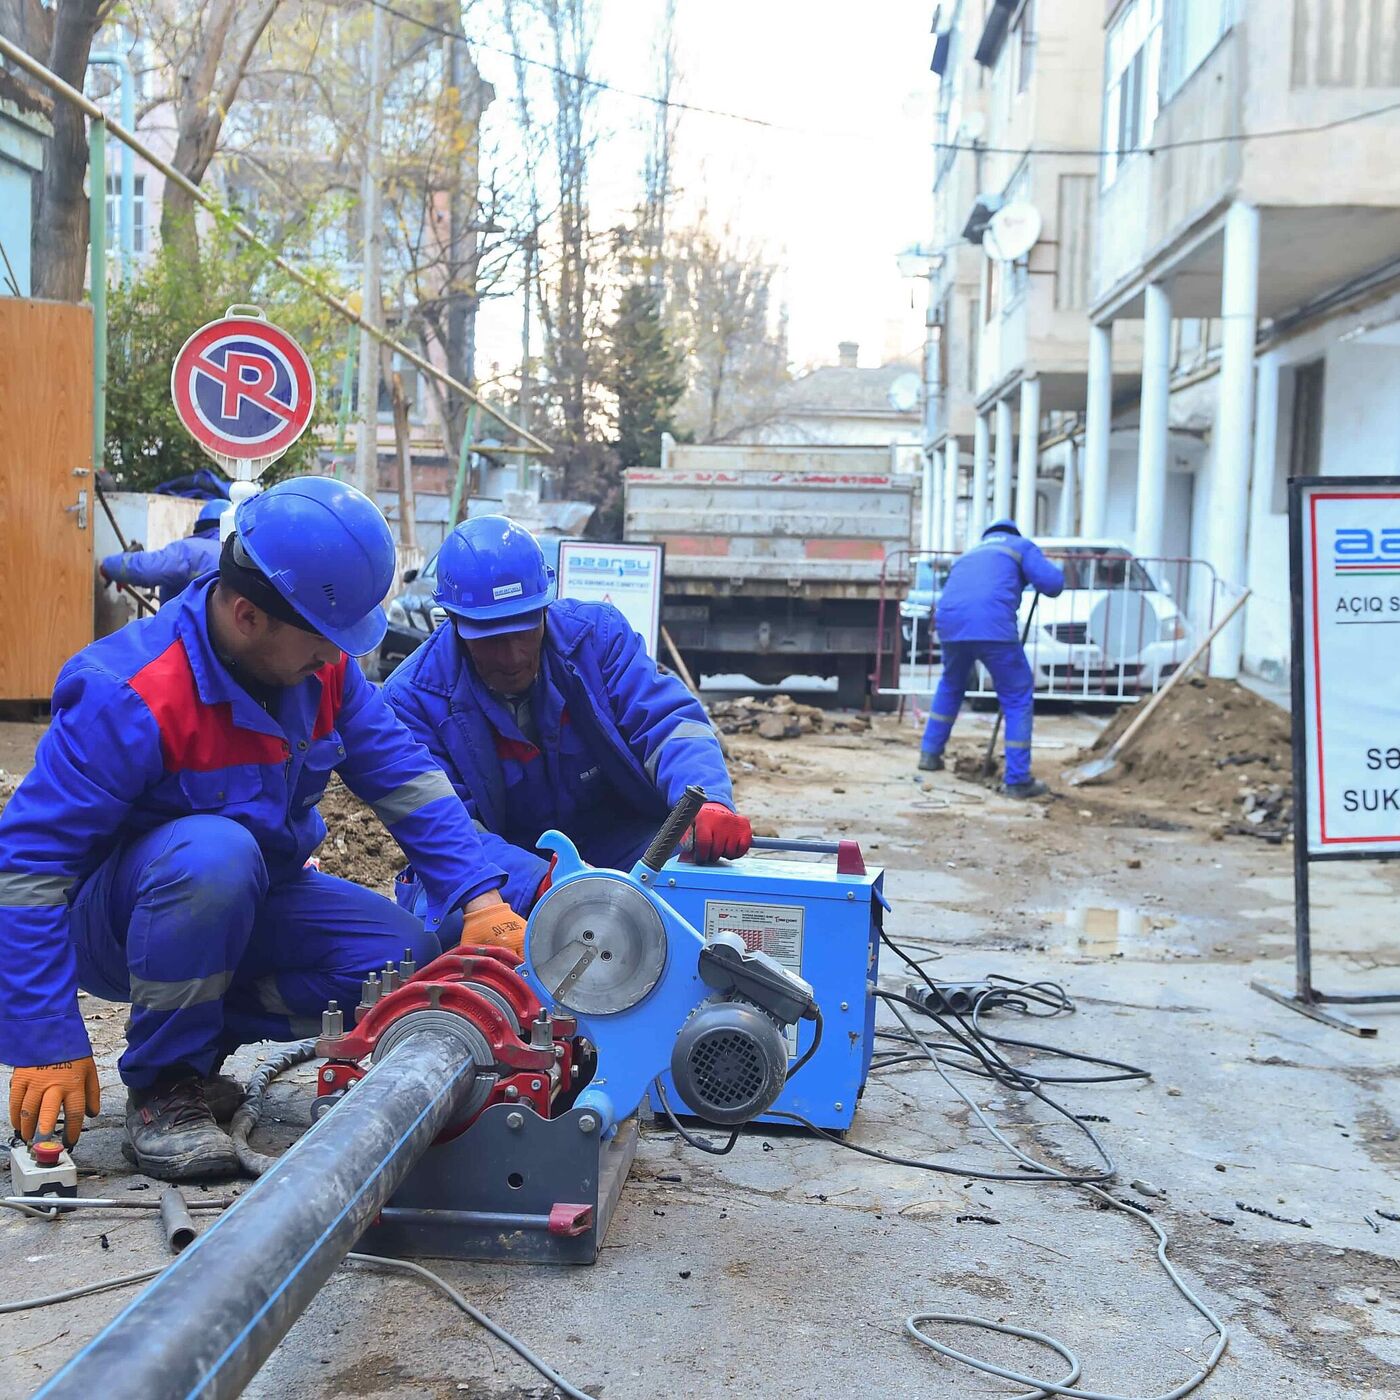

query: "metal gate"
(873, 547), (1225, 703)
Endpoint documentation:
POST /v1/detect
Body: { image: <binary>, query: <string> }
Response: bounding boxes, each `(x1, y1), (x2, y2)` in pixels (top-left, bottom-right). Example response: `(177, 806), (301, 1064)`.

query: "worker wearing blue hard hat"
(99, 498), (229, 606)
(918, 519), (1065, 797)
(383, 515), (751, 917)
(0, 477), (521, 1181)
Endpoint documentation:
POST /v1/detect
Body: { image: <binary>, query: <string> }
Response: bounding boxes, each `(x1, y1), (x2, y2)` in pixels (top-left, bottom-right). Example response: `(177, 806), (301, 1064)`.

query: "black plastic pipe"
(37, 1022), (479, 1400)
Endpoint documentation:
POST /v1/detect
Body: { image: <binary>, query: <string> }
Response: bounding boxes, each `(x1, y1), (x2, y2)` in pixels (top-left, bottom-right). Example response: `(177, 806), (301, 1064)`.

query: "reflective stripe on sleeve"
(644, 719), (716, 781)
(0, 870), (72, 907)
(370, 770), (457, 826)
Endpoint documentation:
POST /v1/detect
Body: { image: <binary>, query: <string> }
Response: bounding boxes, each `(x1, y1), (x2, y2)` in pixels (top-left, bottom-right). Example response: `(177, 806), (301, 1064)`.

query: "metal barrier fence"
(873, 548), (1226, 704)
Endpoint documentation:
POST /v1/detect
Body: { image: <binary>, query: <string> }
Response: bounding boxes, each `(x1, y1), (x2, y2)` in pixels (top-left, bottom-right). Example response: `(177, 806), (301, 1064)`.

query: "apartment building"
(926, 0), (1400, 680)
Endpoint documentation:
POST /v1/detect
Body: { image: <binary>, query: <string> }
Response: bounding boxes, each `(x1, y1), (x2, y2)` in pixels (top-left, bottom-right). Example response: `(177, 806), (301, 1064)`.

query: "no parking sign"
(170, 307), (316, 478)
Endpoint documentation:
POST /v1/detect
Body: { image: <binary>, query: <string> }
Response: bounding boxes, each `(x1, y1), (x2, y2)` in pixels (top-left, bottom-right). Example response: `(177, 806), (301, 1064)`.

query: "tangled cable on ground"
(826, 926), (1228, 1400)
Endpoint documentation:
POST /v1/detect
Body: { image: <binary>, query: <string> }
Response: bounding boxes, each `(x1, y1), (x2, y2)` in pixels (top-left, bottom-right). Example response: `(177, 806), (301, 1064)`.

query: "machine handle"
(749, 837), (867, 876)
(640, 784), (708, 873)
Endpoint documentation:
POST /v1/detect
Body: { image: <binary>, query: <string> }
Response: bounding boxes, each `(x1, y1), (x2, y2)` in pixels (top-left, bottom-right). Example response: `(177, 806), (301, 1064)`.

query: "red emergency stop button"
(32, 1142), (62, 1166)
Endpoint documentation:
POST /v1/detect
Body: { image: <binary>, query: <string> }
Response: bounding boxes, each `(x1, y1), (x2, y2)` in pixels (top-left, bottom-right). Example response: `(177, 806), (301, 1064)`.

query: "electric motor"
(670, 1000), (790, 1125)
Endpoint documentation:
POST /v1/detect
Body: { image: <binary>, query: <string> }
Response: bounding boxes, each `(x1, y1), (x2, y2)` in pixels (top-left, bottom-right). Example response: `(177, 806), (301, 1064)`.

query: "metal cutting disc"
(529, 876), (668, 1015)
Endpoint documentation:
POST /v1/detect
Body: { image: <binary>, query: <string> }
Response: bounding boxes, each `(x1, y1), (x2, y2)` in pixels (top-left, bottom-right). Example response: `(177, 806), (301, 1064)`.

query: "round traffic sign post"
(170, 308), (317, 482)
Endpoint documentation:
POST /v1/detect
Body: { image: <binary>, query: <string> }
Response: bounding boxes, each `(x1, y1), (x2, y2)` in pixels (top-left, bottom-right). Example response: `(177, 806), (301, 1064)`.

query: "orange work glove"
(9, 1057), (101, 1149)
(690, 802), (753, 862)
(462, 903), (529, 958)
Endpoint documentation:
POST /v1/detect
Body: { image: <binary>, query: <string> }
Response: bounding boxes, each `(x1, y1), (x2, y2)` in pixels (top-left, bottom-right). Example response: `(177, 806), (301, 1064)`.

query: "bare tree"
(134, 0), (281, 271)
(5, 0), (114, 300)
(668, 219), (788, 442)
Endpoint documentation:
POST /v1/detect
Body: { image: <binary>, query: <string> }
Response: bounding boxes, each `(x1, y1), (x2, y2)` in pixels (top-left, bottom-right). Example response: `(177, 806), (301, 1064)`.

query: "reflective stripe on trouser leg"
(71, 816), (269, 1089)
(223, 867), (442, 1043)
(921, 641), (977, 756)
(980, 641), (1036, 785)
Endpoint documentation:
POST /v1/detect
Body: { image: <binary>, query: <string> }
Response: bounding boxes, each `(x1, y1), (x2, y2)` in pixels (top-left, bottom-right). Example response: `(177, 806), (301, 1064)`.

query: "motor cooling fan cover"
(670, 1002), (788, 1126)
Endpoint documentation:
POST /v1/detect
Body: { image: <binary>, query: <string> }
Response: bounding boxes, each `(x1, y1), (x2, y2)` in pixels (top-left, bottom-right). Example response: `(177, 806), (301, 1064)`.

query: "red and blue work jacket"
(0, 577), (505, 1067)
(383, 599), (733, 912)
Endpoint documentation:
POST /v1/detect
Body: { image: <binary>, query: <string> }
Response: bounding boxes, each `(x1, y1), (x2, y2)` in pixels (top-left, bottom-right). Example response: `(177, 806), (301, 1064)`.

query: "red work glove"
(690, 802), (752, 863)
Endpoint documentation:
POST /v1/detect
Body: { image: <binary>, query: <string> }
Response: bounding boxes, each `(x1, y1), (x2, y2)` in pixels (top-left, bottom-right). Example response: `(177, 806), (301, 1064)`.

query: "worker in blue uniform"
(100, 498), (228, 605)
(0, 478), (523, 1181)
(918, 519), (1065, 797)
(384, 516), (752, 916)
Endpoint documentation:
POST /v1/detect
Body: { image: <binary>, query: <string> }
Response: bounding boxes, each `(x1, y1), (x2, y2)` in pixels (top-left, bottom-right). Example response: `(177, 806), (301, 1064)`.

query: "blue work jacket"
(935, 534), (1066, 643)
(101, 533), (223, 605)
(383, 599), (733, 912)
(0, 578), (505, 1067)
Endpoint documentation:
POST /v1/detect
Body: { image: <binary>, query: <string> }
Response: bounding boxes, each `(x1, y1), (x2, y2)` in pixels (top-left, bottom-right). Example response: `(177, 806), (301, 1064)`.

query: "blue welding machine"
(647, 837), (884, 1132)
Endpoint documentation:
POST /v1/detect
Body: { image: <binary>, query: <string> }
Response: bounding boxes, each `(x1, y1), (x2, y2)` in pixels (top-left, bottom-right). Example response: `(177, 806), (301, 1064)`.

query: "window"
(966, 296), (980, 392)
(1102, 0), (1162, 186)
(104, 173), (146, 255)
(1162, 0), (1234, 99)
(1289, 360), (1325, 478)
(1013, 0), (1036, 95)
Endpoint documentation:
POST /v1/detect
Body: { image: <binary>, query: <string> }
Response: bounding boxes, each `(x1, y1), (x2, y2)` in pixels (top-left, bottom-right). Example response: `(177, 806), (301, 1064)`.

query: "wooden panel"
(0, 298), (94, 701)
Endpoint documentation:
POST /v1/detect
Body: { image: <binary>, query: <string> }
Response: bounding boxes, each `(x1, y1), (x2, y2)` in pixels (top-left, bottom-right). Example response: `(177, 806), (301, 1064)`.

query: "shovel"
(1066, 588), (1252, 787)
(981, 592), (1041, 776)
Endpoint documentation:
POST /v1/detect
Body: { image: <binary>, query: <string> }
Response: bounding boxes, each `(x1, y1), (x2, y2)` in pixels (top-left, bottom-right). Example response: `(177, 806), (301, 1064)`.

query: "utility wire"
(349, 0), (1400, 159)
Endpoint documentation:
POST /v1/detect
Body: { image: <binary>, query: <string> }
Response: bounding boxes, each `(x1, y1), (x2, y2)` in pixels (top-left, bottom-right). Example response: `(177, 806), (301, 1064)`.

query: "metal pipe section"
(37, 1024), (479, 1400)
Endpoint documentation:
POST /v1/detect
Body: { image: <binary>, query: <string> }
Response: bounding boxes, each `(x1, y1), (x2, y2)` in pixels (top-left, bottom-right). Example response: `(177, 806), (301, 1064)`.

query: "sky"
(470, 0), (936, 379)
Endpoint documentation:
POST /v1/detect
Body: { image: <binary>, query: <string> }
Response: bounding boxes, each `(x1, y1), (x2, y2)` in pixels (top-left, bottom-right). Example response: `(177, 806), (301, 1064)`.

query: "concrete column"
(1242, 349), (1281, 672)
(1057, 438), (1079, 537)
(993, 398), (1014, 522)
(942, 438), (959, 550)
(1082, 322), (1112, 536)
(1134, 281), (1171, 560)
(1212, 201), (1261, 679)
(920, 449), (936, 552)
(970, 412), (990, 541)
(1015, 376), (1041, 535)
(928, 449), (944, 554)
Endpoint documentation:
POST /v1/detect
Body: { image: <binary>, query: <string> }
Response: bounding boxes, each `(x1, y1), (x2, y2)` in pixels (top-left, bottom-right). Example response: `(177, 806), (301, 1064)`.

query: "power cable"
(351, 0), (1400, 156)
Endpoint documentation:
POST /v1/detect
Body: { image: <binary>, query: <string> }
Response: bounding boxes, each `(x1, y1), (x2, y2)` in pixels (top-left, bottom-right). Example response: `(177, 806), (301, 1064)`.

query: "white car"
(1013, 538), (1194, 699)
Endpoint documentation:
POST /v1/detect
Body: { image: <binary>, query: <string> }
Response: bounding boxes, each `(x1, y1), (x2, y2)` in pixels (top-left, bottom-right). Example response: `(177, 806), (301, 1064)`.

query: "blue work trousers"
(70, 815), (438, 1088)
(920, 640), (1036, 785)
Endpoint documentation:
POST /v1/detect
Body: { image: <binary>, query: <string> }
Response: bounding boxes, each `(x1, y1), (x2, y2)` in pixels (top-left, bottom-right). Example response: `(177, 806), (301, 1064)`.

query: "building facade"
(925, 0), (1400, 679)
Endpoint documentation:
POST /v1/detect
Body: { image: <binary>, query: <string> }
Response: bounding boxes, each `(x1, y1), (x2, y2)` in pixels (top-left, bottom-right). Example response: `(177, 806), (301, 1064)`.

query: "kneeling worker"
(384, 516), (752, 915)
(918, 519), (1065, 797)
(0, 478), (521, 1180)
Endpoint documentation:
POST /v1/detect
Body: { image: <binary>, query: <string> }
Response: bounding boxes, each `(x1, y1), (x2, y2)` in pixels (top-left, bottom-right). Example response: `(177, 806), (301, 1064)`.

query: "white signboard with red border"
(170, 308), (315, 478)
(1299, 480), (1400, 854)
(556, 540), (664, 657)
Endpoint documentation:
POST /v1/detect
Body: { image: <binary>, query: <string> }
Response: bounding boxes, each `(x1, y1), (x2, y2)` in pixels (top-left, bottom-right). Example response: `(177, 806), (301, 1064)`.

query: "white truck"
(623, 445), (914, 707)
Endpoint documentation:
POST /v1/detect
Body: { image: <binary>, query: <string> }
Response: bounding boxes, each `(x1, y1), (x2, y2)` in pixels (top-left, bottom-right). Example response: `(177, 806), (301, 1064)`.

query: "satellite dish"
(983, 202), (1042, 261)
(888, 373), (921, 413)
(959, 112), (986, 143)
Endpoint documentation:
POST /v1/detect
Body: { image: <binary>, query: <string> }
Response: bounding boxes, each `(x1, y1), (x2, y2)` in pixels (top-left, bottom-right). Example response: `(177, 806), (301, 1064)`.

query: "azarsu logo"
(1334, 527), (1400, 574)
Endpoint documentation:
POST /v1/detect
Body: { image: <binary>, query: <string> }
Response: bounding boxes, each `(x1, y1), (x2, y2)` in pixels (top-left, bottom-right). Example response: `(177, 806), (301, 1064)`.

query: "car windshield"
(1048, 550), (1155, 591)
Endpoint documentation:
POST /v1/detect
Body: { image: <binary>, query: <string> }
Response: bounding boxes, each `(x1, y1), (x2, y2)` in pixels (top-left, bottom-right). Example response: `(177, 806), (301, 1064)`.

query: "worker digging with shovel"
(917, 519), (1065, 797)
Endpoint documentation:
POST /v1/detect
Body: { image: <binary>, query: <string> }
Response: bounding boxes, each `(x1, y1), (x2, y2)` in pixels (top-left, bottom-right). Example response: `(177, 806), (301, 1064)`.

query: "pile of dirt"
(708, 694), (872, 741)
(316, 777), (405, 895)
(1075, 676), (1293, 841)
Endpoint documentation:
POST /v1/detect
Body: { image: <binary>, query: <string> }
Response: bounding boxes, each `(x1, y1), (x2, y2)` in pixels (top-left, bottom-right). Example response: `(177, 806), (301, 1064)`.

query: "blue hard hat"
(234, 476), (395, 655)
(983, 518), (1021, 537)
(194, 499), (229, 532)
(434, 515), (556, 639)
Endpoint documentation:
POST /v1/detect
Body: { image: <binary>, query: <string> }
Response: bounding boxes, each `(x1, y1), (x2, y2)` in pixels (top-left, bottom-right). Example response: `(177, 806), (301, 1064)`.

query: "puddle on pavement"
(1038, 901), (1202, 959)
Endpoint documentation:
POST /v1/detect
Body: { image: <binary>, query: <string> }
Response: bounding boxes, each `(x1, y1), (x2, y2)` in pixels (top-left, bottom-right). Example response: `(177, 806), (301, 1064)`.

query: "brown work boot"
(123, 1078), (239, 1181)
